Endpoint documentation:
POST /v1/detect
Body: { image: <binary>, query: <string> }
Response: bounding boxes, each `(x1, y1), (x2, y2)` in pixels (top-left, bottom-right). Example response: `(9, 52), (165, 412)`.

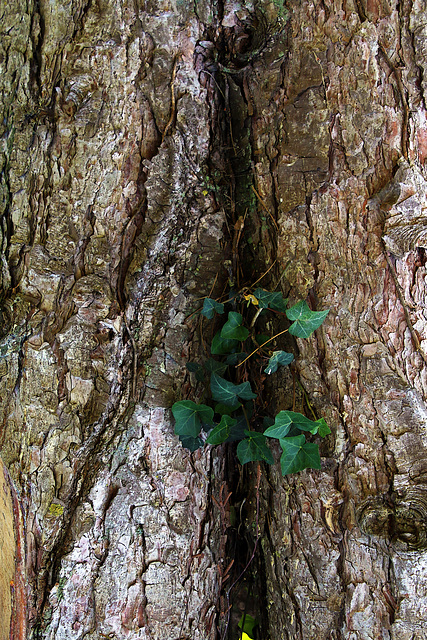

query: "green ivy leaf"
(186, 362), (202, 373)
(233, 410), (250, 429)
(279, 435), (321, 475)
(186, 362), (205, 382)
(263, 416), (274, 429)
(225, 413), (247, 441)
(263, 411), (292, 439)
(253, 288), (288, 313)
(206, 415), (237, 445)
(179, 434), (204, 451)
(243, 400), (255, 418)
(210, 373), (257, 406)
(238, 614), (258, 637)
(264, 350), (294, 374)
(201, 297), (225, 319)
(225, 352), (248, 365)
(263, 410), (320, 439)
(237, 431), (274, 465)
(204, 358), (228, 376)
(282, 411), (321, 433)
(286, 301), (329, 338)
(313, 417), (331, 437)
(215, 402), (241, 415)
(256, 334), (270, 345)
(172, 400), (214, 438)
(220, 311), (249, 341)
(211, 331), (240, 355)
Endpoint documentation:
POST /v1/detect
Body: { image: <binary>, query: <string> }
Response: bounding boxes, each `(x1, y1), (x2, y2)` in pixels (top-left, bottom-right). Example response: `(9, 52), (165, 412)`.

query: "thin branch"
(251, 185), (279, 230)
(236, 328), (289, 367)
(247, 259), (276, 289)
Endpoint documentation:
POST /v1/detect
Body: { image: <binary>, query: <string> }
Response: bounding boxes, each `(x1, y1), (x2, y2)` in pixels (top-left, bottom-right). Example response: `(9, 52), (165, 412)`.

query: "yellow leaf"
(244, 294), (259, 306)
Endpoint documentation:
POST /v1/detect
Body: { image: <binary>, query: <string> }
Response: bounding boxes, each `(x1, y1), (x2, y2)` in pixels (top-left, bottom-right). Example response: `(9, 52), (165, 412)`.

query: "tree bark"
(1, 0), (427, 639)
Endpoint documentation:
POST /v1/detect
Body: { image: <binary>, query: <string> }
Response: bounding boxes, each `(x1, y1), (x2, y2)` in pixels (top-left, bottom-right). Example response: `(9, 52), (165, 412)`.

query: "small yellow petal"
(244, 294), (259, 306)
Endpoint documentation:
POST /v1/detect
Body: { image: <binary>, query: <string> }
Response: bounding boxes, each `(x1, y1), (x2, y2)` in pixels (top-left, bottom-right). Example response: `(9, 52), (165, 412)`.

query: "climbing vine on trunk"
(172, 289), (330, 473)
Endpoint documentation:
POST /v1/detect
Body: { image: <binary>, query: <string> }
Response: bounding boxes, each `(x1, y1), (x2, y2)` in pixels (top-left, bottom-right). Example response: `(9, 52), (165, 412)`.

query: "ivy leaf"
(201, 297), (224, 319)
(237, 431), (274, 465)
(211, 373), (257, 406)
(204, 358), (228, 376)
(215, 402), (241, 415)
(220, 312), (249, 341)
(186, 362), (205, 382)
(179, 434), (204, 451)
(264, 350), (294, 374)
(186, 362), (202, 373)
(313, 417), (331, 437)
(243, 400), (255, 418)
(206, 415), (237, 445)
(281, 411), (320, 433)
(279, 435), (321, 475)
(263, 411), (292, 439)
(253, 288), (288, 313)
(263, 410), (319, 439)
(286, 424), (304, 437)
(286, 301), (329, 338)
(172, 400), (214, 438)
(238, 614), (258, 638)
(211, 330), (240, 355)
(225, 352), (248, 365)
(225, 414), (247, 441)
(263, 416), (275, 429)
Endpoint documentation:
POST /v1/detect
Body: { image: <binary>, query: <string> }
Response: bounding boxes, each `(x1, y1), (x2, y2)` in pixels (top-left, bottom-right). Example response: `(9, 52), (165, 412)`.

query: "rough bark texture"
(253, 2), (427, 638)
(1, 1), (224, 638)
(0, 458), (15, 640)
(2, 0), (427, 639)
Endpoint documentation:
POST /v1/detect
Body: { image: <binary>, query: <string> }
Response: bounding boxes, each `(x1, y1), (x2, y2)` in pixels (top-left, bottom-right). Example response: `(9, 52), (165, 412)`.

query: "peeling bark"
(2, 0), (427, 639)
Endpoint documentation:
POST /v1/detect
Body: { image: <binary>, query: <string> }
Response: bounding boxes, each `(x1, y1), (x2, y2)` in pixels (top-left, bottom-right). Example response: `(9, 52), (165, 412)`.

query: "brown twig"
(232, 212), (247, 288)
(247, 260), (277, 289)
(251, 185), (279, 230)
(236, 327), (289, 367)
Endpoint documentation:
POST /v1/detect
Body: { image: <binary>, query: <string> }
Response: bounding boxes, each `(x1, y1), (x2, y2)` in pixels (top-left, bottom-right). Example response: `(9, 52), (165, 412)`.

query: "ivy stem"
(247, 259), (277, 288)
(236, 328), (289, 367)
(251, 185), (279, 230)
(296, 379), (318, 421)
(241, 403), (251, 430)
(249, 306), (263, 329)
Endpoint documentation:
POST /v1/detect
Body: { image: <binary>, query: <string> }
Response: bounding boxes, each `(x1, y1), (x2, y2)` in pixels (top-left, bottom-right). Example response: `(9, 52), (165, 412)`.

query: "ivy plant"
(171, 289), (330, 475)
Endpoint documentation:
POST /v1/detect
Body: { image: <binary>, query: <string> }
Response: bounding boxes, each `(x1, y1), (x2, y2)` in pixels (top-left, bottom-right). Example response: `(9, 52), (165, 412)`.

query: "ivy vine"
(172, 288), (330, 475)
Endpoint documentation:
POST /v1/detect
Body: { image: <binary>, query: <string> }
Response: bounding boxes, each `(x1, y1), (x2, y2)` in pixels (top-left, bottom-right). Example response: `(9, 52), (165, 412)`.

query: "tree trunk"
(2, 0), (427, 639)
